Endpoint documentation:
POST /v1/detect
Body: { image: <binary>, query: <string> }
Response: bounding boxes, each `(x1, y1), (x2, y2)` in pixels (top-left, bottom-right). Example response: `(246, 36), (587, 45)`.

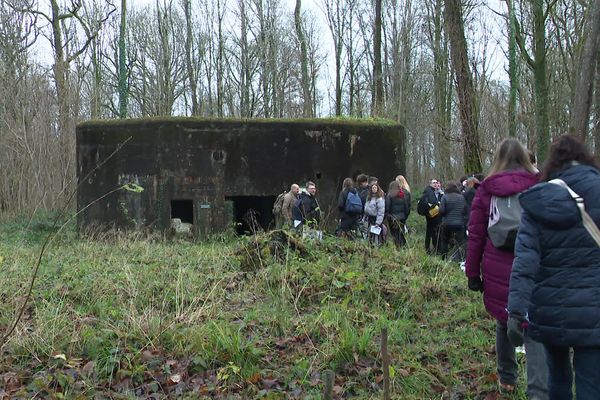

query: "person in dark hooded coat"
(508, 135), (600, 400)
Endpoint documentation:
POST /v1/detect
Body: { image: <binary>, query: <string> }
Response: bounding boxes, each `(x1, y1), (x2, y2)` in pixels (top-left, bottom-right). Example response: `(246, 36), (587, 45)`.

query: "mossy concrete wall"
(77, 118), (406, 235)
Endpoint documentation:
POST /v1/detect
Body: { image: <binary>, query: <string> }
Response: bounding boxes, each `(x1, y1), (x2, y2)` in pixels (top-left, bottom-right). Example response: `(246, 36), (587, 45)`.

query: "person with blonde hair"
(465, 138), (548, 397)
(395, 175), (411, 193)
(386, 180), (411, 248)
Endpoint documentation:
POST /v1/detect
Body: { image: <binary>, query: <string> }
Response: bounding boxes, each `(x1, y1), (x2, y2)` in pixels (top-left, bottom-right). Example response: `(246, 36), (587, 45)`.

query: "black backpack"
(417, 194), (429, 216)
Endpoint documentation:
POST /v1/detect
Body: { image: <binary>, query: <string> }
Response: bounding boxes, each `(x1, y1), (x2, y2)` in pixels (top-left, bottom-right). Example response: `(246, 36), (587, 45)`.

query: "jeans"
(545, 345), (600, 400)
(496, 321), (549, 399)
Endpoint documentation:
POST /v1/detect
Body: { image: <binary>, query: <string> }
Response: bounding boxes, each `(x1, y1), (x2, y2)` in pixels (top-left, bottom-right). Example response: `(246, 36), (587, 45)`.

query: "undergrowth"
(0, 213), (527, 399)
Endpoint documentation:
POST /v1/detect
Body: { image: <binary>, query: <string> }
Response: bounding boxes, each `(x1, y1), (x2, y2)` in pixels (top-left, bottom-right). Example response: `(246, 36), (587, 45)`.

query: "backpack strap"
(549, 178), (600, 247)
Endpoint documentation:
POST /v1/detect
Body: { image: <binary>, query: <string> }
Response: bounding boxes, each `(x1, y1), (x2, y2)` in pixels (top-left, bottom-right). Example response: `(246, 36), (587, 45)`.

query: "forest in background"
(1, 0), (600, 215)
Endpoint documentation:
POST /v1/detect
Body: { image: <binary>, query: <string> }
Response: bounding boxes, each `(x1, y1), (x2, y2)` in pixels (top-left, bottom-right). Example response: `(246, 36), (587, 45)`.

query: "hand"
(507, 314), (525, 347)
(467, 276), (483, 292)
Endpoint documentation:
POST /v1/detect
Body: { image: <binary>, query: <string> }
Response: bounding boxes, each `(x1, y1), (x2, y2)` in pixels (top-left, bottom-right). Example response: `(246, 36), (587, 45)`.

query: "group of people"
(274, 174), (412, 247)
(465, 135), (600, 399)
(275, 134), (600, 398)
(274, 181), (321, 229)
(412, 173), (483, 260)
(336, 174), (412, 247)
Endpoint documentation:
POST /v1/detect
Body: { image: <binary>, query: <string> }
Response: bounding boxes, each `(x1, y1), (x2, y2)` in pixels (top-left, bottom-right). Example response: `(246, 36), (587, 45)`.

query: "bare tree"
(182, 0), (200, 115)
(128, 1), (186, 116)
(118, 0), (128, 117)
(514, 0), (554, 161)
(444, 0), (482, 173)
(570, 0), (600, 138)
(372, 0), (384, 116)
(295, 0), (312, 117)
(322, 0), (347, 116)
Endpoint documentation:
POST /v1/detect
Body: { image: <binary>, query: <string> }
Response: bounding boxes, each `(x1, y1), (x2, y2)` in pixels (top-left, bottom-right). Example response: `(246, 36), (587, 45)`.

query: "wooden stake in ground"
(381, 327), (390, 400)
(323, 369), (334, 399)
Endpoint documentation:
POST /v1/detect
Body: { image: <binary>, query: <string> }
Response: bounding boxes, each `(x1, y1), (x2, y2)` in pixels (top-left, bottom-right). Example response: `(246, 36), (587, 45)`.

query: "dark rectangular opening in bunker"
(226, 196), (276, 235)
(171, 200), (194, 224)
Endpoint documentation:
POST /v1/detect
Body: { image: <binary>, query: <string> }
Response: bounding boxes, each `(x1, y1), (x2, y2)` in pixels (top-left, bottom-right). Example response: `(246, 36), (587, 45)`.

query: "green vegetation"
(0, 214), (527, 398)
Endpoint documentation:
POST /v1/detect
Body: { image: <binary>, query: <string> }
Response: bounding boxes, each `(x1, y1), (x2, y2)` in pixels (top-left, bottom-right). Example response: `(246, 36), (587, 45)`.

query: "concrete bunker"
(76, 118), (405, 237)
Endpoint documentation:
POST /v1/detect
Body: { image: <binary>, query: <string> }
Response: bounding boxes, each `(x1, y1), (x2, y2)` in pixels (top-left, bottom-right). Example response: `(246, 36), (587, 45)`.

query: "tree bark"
(239, 0), (250, 117)
(118, 0), (128, 118)
(372, 0), (384, 116)
(183, 0), (199, 116)
(294, 0), (312, 117)
(431, 0), (452, 179)
(570, 0), (600, 139)
(216, 0), (224, 117)
(533, 0), (549, 161)
(507, 0), (518, 137)
(324, 0), (343, 116)
(444, 0), (482, 174)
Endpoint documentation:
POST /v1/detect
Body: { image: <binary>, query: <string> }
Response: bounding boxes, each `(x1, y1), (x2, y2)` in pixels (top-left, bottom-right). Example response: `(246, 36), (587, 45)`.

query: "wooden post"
(323, 369), (334, 400)
(381, 327), (390, 400)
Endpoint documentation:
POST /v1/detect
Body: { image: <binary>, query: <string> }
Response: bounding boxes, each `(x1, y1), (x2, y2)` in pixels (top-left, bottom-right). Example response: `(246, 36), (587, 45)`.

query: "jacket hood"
(480, 170), (538, 197)
(520, 164), (600, 228)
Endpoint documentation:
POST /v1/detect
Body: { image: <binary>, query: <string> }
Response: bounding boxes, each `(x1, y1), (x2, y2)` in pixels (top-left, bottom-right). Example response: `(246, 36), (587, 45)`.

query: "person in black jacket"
(508, 135), (600, 399)
(294, 181), (320, 227)
(439, 181), (468, 259)
(386, 180), (411, 248)
(420, 179), (442, 254)
(356, 174), (370, 206)
(337, 177), (360, 239)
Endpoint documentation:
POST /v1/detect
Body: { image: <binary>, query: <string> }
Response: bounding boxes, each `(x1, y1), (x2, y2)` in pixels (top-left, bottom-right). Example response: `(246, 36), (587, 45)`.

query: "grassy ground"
(0, 214), (528, 399)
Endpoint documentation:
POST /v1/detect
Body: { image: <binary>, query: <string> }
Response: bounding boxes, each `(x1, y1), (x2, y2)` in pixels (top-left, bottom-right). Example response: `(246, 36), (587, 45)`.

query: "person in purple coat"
(465, 138), (548, 397)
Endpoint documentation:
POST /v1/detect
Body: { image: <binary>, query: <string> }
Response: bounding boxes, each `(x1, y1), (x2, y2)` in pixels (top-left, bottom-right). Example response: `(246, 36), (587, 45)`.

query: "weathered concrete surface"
(77, 118), (406, 236)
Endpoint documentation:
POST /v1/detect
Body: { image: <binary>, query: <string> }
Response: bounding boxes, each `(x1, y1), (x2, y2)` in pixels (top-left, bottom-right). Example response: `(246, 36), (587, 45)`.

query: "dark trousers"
(388, 218), (406, 248)
(425, 217), (441, 253)
(545, 345), (600, 400)
(440, 224), (465, 258)
(496, 321), (549, 398)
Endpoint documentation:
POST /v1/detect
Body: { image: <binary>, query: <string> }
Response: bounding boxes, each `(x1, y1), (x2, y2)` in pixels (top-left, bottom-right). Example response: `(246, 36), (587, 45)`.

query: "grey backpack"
(487, 193), (522, 251)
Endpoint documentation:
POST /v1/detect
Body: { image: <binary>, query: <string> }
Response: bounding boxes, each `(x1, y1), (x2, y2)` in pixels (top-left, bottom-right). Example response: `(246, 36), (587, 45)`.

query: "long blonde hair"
(395, 175), (411, 192)
(488, 139), (536, 176)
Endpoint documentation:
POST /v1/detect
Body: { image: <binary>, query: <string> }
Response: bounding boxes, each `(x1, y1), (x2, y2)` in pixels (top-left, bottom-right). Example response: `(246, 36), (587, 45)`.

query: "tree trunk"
(372, 0), (384, 116)
(593, 50), (600, 156)
(118, 0), (128, 118)
(216, 0), (224, 117)
(533, 0), (549, 161)
(183, 0), (199, 116)
(294, 0), (312, 117)
(432, 0), (451, 178)
(335, 37), (342, 116)
(570, 0), (600, 139)
(507, 0), (518, 137)
(444, 0), (482, 174)
(239, 0), (250, 117)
